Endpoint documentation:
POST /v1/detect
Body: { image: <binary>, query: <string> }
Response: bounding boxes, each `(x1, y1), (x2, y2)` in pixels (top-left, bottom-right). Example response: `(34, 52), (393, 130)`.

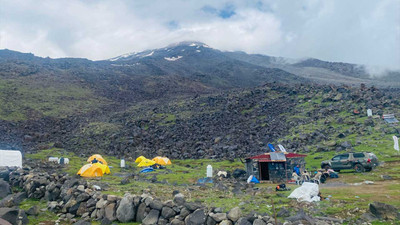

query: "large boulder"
(227, 207), (241, 222)
(0, 208), (28, 225)
(161, 206), (176, 219)
(209, 212), (227, 222)
(116, 194), (135, 222)
(136, 202), (147, 222)
(104, 203), (117, 221)
(142, 209), (160, 225)
(0, 179), (11, 199)
(369, 202), (400, 220)
(0, 192), (27, 207)
(185, 208), (207, 225)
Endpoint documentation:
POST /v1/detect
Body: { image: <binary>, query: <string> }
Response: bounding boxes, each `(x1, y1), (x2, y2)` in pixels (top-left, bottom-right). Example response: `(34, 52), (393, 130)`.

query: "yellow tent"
(137, 159), (156, 167)
(77, 163), (107, 177)
(96, 163), (111, 174)
(135, 156), (147, 163)
(152, 156), (172, 166)
(87, 154), (107, 165)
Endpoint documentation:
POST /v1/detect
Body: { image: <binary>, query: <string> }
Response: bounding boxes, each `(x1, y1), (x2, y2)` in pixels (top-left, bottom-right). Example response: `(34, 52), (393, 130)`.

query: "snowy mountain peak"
(166, 41), (210, 48)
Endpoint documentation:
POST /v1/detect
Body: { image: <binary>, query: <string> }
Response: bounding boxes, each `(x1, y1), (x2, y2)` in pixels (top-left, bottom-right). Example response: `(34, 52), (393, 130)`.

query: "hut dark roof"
(248, 152), (307, 162)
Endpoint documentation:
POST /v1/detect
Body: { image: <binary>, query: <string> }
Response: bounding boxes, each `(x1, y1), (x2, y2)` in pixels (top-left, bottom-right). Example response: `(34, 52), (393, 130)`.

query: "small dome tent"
(77, 163), (110, 177)
(87, 154), (107, 165)
(135, 156), (147, 163)
(152, 156), (172, 166)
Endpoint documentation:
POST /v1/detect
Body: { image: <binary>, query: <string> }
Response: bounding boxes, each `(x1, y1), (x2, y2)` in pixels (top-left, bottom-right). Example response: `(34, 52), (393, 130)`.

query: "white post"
(206, 165), (213, 177)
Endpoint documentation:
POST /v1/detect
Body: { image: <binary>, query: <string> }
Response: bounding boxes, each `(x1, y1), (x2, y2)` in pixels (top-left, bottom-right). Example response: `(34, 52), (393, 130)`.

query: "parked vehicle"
(321, 152), (379, 172)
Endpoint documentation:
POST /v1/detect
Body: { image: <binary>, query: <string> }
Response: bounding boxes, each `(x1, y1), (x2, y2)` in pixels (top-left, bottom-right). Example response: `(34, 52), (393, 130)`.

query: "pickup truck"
(321, 152), (379, 172)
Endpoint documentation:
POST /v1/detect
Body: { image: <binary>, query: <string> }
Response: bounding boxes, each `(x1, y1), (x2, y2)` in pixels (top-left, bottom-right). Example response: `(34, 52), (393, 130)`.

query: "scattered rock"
(116, 194), (135, 222)
(185, 208), (207, 225)
(369, 202), (400, 220)
(142, 209), (160, 225)
(0, 179), (11, 199)
(227, 207), (241, 222)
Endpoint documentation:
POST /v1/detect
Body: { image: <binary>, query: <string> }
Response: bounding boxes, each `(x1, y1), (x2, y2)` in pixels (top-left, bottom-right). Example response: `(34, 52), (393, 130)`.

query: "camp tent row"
(77, 154), (110, 178)
(135, 156), (171, 167)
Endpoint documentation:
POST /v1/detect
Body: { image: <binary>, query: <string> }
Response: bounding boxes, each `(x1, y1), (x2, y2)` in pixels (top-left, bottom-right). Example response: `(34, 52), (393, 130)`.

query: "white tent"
(0, 150), (22, 168)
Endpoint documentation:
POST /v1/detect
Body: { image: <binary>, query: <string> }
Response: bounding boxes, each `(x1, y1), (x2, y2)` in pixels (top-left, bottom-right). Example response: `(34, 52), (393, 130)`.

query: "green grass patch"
(20, 198), (58, 224)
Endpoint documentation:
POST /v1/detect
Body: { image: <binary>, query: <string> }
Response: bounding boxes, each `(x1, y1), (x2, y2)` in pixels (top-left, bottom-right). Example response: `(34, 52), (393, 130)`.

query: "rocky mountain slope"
(0, 42), (399, 160)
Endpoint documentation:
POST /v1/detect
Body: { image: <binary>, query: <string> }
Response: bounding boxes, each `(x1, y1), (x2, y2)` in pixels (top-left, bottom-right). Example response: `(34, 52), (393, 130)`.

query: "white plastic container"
(206, 165), (213, 177)
(120, 159), (125, 168)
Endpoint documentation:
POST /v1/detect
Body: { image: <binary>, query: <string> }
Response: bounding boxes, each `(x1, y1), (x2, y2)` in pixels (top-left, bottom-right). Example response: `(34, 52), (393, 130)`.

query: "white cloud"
(0, 0), (398, 69)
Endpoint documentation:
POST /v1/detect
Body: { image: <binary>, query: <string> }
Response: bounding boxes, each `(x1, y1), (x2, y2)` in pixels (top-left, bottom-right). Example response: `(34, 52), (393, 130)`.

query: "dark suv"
(321, 152), (379, 172)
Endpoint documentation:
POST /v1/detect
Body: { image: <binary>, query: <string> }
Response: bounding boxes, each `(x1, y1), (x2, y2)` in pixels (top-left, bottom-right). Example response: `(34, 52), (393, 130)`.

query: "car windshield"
(353, 153), (364, 158)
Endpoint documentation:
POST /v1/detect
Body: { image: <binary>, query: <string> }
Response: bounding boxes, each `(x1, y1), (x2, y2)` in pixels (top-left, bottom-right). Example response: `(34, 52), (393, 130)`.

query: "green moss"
(20, 199), (58, 224)
(0, 78), (109, 121)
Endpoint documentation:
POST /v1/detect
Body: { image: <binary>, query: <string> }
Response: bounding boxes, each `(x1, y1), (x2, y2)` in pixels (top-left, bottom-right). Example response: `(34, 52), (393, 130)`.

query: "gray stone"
(161, 206), (176, 219)
(171, 218), (185, 225)
(369, 202), (400, 220)
(180, 207), (191, 217)
(361, 212), (378, 221)
(48, 201), (59, 212)
(26, 205), (40, 216)
(0, 208), (28, 225)
(150, 199), (163, 210)
(142, 209), (160, 225)
(185, 208), (207, 225)
(136, 202), (147, 222)
(209, 212), (227, 222)
(86, 198), (96, 208)
(0, 179), (11, 199)
(220, 219), (233, 225)
(235, 217), (252, 225)
(96, 198), (107, 209)
(76, 202), (87, 216)
(77, 185), (85, 192)
(106, 195), (117, 202)
(253, 218), (267, 225)
(116, 194), (135, 222)
(185, 202), (201, 211)
(206, 216), (217, 225)
(227, 207), (242, 222)
(73, 220), (91, 225)
(0, 192), (27, 207)
(100, 217), (112, 225)
(173, 193), (185, 205)
(76, 193), (90, 203)
(104, 203), (116, 221)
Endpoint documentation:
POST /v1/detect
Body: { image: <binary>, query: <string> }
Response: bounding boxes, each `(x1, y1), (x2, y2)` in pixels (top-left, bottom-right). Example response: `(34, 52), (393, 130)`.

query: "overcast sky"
(1, 0), (399, 69)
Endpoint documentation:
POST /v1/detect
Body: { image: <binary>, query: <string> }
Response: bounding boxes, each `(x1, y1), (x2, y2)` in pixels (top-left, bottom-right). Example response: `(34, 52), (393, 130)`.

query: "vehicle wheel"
(322, 164), (331, 170)
(354, 164), (365, 173)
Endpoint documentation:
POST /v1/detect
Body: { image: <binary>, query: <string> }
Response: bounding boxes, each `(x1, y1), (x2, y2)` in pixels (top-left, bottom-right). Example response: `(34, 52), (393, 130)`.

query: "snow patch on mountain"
(109, 52), (136, 61)
(164, 56), (183, 61)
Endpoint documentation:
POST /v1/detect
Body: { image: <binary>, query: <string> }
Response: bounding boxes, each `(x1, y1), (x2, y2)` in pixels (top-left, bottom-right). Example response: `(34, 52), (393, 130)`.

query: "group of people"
(292, 165), (311, 184)
(292, 165), (338, 185)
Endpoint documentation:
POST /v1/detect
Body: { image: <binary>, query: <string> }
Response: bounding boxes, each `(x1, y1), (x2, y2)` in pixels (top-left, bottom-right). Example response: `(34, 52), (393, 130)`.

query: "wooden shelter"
(245, 152), (307, 182)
